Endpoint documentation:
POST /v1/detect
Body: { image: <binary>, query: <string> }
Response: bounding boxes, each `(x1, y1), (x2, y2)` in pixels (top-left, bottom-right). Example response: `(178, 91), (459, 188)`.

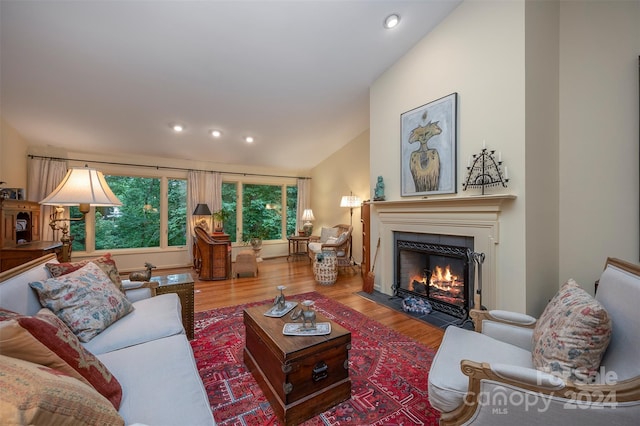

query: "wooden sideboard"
(0, 199), (63, 272)
(0, 241), (63, 272)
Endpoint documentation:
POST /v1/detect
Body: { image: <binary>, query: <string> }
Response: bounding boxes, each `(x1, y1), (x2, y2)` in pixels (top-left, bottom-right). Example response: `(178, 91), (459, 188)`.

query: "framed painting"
(400, 93), (457, 196)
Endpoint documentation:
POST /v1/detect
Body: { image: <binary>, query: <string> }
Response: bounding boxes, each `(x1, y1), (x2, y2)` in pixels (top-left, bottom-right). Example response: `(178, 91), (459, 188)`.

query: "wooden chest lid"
(243, 303), (351, 361)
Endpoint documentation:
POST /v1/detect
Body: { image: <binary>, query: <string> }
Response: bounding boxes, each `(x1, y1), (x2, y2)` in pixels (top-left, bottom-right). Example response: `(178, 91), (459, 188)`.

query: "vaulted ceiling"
(1, 0), (461, 171)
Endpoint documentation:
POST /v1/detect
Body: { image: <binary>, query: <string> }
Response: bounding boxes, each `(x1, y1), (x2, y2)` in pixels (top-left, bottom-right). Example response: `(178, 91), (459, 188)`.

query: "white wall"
(559, 0), (640, 290)
(370, 0), (640, 315)
(524, 0), (560, 315)
(0, 118), (29, 194)
(371, 0), (529, 312)
(310, 129), (370, 264)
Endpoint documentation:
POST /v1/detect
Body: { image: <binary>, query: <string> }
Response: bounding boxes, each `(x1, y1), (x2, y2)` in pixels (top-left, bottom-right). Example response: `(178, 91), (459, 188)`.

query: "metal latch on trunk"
(312, 361), (328, 382)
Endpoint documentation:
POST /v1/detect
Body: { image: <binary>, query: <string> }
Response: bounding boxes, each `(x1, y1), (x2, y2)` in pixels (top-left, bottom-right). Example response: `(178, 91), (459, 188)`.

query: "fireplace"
(375, 196), (514, 312)
(393, 233), (475, 320)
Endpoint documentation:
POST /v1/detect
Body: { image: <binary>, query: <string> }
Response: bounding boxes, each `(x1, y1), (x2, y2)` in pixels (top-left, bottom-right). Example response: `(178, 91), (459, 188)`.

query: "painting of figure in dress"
(401, 93), (457, 196)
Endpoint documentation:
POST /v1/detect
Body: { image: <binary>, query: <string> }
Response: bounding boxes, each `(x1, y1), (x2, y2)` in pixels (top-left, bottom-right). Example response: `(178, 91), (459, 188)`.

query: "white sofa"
(0, 253), (215, 426)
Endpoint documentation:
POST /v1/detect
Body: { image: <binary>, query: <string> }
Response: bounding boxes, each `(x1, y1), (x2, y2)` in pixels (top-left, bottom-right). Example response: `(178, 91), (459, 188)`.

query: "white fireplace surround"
(372, 194), (516, 311)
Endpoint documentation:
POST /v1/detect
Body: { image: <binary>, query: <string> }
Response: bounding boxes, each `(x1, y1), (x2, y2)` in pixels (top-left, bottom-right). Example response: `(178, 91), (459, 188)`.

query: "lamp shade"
(340, 195), (361, 208)
(193, 203), (212, 216)
(40, 166), (122, 207)
(301, 209), (315, 222)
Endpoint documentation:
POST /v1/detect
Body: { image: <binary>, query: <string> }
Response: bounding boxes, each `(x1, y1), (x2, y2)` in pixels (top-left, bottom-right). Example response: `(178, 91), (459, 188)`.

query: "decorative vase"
(313, 250), (337, 285)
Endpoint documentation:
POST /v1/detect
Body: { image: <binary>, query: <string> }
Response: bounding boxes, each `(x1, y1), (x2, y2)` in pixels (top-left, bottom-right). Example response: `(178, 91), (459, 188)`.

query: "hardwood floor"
(161, 256), (444, 350)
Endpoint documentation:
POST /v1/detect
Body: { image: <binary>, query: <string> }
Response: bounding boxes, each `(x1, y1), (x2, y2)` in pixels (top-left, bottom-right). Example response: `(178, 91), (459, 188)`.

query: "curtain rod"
(28, 155), (311, 180)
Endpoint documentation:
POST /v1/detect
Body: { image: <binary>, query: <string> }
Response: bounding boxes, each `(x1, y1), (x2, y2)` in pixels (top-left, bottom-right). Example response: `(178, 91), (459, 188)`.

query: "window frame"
(70, 164), (189, 256)
(65, 164), (298, 256)
(221, 174), (297, 246)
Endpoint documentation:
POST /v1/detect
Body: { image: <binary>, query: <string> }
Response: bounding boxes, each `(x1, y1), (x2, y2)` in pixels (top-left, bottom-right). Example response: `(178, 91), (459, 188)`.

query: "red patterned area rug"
(191, 291), (440, 425)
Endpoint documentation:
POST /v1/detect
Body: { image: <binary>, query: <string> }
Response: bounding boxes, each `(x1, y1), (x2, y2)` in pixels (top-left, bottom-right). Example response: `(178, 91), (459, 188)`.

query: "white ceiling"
(1, 0), (461, 172)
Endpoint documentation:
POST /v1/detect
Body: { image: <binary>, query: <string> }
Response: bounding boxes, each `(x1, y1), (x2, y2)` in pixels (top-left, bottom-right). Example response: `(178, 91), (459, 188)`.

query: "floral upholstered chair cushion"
(29, 262), (134, 342)
(532, 278), (612, 382)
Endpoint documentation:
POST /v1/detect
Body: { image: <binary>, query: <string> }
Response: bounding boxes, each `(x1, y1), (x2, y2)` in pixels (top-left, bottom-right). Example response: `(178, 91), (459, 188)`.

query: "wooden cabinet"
(0, 199), (62, 272)
(361, 201), (370, 277)
(193, 231), (231, 280)
(1, 200), (41, 247)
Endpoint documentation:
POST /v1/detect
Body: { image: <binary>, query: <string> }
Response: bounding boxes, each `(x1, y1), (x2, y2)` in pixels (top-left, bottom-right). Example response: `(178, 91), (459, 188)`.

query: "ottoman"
(235, 250), (258, 277)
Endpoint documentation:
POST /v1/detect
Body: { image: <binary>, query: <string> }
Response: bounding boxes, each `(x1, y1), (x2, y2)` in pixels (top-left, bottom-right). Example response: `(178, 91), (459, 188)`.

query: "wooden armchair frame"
(309, 224), (353, 268)
(439, 257), (640, 426)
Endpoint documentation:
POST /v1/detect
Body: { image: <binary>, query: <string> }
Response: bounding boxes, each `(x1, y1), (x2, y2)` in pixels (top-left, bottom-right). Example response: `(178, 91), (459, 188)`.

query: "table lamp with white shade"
(301, 209), (315, 236)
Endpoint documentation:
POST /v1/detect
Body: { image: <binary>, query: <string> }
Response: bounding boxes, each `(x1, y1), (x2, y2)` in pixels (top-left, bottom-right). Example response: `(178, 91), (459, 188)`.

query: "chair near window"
(308, 224), (353, 270)
(193, 226), (231, 280)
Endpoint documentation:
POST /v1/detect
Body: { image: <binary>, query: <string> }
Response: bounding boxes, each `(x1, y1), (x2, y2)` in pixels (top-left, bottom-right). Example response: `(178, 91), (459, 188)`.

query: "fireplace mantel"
(373, 194), (516, 310)
(371, 194), (516, 213)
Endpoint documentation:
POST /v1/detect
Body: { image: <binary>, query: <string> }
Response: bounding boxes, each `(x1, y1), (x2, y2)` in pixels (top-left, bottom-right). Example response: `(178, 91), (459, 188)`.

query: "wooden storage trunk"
(243, 304), (351, 426)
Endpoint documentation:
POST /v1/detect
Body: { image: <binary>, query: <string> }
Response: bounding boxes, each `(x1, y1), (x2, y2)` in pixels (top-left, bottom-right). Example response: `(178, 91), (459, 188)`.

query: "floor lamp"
(340, 192), (361, 266)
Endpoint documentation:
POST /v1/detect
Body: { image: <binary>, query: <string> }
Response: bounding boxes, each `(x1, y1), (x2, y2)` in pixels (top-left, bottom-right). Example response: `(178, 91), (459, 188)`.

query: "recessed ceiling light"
(210, 130), (222, 138)
(384, 13), (400, 29)
(245, 136), (254, 143)
(171, 123), (185, 133)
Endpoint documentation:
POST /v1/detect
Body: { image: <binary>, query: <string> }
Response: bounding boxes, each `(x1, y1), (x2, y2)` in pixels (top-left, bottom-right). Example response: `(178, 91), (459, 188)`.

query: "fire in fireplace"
(394, 239), (476, 320)
(410, 264), (465, 308)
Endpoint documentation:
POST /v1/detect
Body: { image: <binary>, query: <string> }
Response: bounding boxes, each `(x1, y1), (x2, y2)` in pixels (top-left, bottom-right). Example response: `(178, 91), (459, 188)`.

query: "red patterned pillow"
(0, 354), (123, 425)
(0, 307), (122, 409)
(46, 253), (124, 292)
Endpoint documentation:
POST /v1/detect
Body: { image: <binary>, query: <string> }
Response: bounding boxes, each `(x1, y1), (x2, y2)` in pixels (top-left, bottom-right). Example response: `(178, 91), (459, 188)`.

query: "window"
(70, 175), (187, 252)
(243, 184), (282, 242)
(221, 182), (237, 242)
(96, 176), (160, 250)
(221, 181), (297, 243)
(69, 206), (86, 251)
(168, 179), (187, 246)
(68, 170), (295, 252)
(286, 185), (297, 236)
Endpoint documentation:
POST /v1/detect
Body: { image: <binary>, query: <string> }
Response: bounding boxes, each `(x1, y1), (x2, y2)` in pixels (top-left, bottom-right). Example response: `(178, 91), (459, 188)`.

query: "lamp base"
(303, 223), (313, 237)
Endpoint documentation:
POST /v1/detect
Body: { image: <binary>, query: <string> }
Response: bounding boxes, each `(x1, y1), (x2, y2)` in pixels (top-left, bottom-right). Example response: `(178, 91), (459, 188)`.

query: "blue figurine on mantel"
(374, 176), (385, 201)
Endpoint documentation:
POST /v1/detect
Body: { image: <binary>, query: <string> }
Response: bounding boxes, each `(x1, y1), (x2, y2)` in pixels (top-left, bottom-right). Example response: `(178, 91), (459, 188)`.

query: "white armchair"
(428, 257), (640, 425)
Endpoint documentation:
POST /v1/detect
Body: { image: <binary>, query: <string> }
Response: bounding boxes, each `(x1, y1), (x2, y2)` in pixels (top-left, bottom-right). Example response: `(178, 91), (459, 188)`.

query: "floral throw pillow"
(532, 279), (612, 382)
(335, 231), (349, 245)
(46, 253), (124, 293)
(0, 308), (122, 408)
(29, 262), (134, 342)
